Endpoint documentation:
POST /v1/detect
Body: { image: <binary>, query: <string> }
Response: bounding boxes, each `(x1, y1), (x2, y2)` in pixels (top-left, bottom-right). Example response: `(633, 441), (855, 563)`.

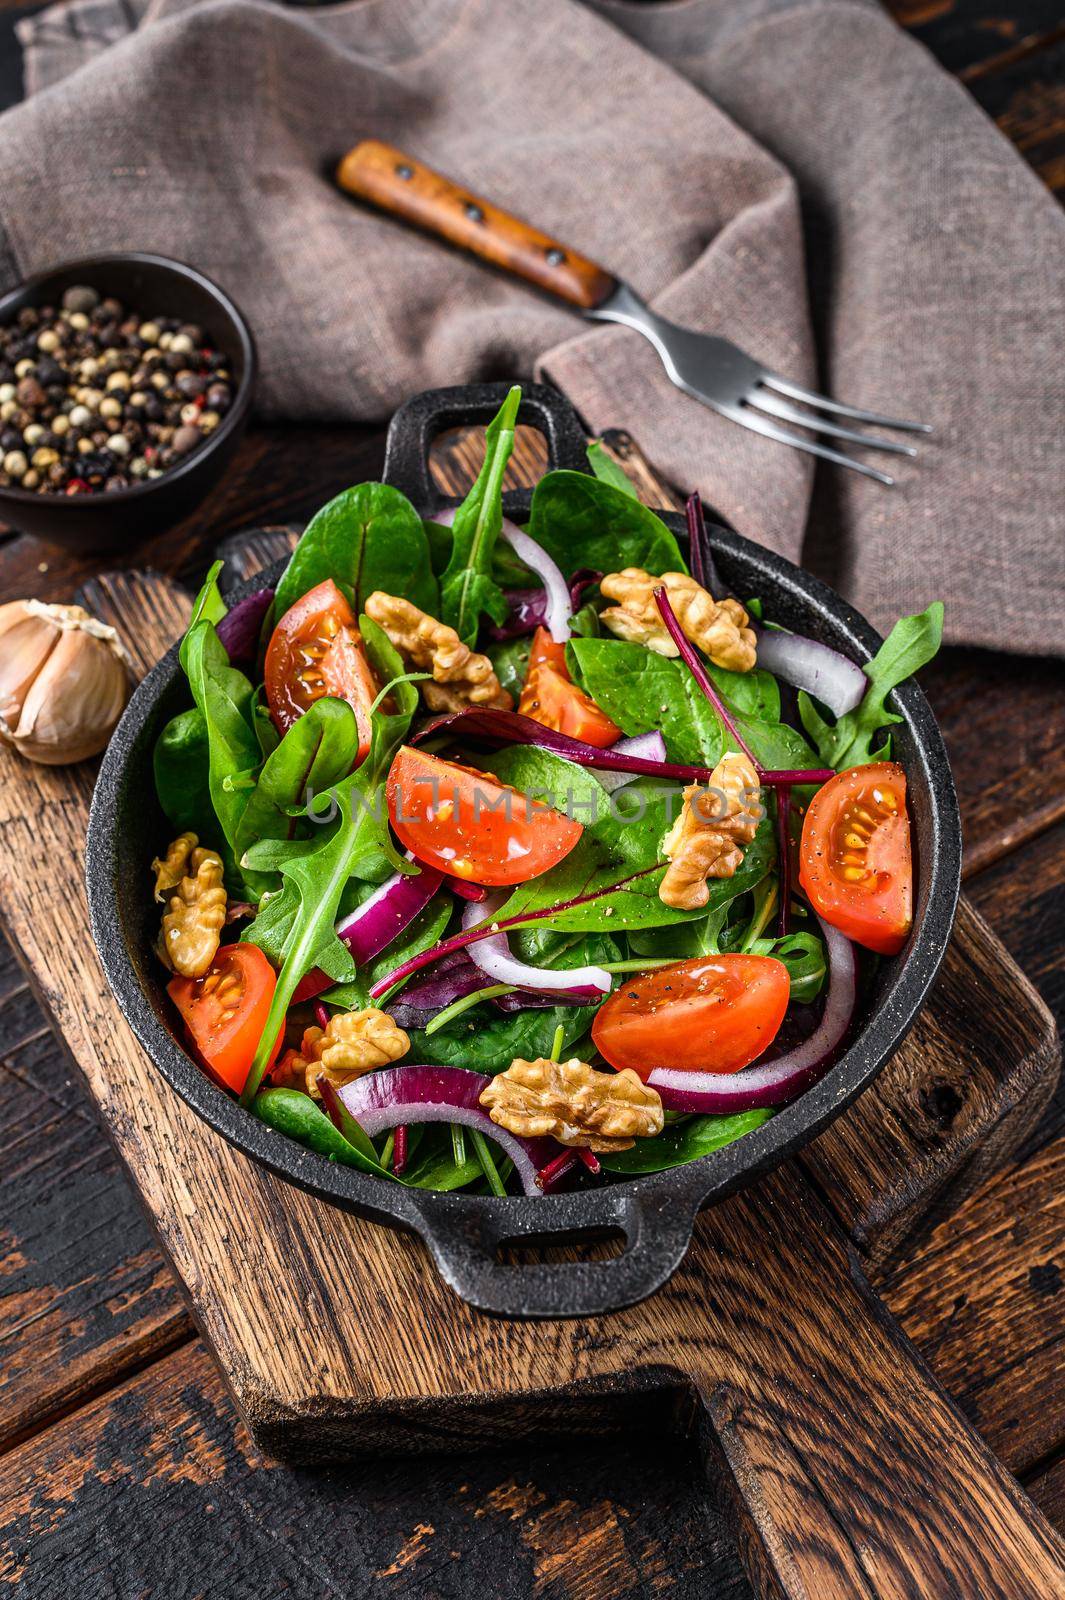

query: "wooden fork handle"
(336, 140), (617, 311)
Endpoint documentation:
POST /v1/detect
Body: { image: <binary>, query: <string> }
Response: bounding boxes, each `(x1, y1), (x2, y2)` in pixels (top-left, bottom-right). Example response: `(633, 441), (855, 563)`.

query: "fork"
(336, 140), (931, 486)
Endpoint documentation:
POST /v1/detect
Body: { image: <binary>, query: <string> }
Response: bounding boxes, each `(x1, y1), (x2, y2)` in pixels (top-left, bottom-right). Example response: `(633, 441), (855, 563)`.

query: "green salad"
(151, 385), (943, 1196)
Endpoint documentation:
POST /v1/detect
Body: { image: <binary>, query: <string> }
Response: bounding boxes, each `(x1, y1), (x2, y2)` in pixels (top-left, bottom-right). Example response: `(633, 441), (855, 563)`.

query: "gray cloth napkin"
(6, 0), (1064, 654)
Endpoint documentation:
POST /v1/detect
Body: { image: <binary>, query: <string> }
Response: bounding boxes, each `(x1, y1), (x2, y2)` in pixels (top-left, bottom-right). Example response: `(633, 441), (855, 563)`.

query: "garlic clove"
(4, 604), (129, 765)
(0, 600), (59, 728)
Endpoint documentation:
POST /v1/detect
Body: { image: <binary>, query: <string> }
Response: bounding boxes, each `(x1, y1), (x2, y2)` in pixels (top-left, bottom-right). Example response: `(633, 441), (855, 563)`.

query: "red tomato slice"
(265, 579), (377, 760)
(799, 762), (912, 956)
(518, 627), (621, 748)
(592, 954), (790, 1079)
(386, 745), (583, 886)
(168, 942), (282, 1095)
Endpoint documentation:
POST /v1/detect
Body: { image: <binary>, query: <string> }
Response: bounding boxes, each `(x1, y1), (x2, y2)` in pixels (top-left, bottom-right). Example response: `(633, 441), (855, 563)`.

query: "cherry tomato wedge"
(168, 942), (282, 1095)
(518, 626), (622, 748)
(592, 953), (790, 1078)
(264, 578), (377, 760)
(386, 745), (583, 886)
(799, 762), (912, 956)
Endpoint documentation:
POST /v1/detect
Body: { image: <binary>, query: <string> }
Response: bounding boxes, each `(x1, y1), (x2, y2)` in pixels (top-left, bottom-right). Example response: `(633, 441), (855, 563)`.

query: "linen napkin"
(5, 0), (1063, 653)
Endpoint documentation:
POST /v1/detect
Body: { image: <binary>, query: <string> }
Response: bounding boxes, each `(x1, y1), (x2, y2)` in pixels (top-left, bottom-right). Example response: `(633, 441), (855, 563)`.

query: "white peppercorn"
(106, 433), (131, 456)
(3, 449), (27, 478)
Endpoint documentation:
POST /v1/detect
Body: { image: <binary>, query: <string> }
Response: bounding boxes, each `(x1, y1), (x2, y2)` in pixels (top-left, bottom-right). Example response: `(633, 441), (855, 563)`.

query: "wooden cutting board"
(0, 428), (1060, 1599)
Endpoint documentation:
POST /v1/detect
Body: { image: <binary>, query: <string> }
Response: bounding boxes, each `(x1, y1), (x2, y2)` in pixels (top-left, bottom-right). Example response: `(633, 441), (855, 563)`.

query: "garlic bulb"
(0, 600), (129, 765)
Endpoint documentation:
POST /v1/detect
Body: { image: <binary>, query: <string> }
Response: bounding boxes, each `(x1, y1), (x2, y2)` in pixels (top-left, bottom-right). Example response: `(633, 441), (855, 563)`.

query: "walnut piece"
(275, 1007), (410, 1099)
(600, 569), (756, 672)
(364, 592), (512, 713)
(659, 753), (762, 910)
(480, 1057), (663, 1152)
(152, 831), (199, 901)
(157, 842), (227, 977)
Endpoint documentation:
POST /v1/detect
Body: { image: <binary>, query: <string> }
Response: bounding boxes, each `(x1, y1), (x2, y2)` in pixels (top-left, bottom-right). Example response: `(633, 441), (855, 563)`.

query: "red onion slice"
(437, 507), (574, 645)
(755, 628), (867, 718)
(216, 587), (273, 665)
(339, 1065), (558, 1197)
(462, 894), (611, 998)
(595, 732), (667, 793)
(336, 859), (443, 966)
(646, 918), (856, 1112)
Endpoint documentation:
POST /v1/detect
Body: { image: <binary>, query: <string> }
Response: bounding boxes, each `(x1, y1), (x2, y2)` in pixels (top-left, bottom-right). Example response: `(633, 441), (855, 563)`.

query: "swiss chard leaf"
(799, 603), (944, 770)
(527, 471), (686, 578)
(585, 440), (637, 498)
(439, 385), (521, 643)
(273, 483), (437, 621)
(600, 1109), (771, 1174)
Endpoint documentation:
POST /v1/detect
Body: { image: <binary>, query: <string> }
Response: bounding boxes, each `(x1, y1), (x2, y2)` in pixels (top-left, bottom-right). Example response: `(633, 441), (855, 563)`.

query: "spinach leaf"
(251, 1087), (392, 1178)
(273, 483), (437, 621)
(439, 385), (520, 643)
(527, 471), (686, 578)
(403, 1143), (485, 1191)
(626, 901), (733, 961)
(568, 637), (724, 767)
(585, 440), (637, 498)
(600, 1109), (771, 1173)
(183, 620), (266, 897)
(486, 636), (532, 702)
(407, 992), (600, 1074)
(799, 603), (943, 770)
(423, 518), (453, 577)
(569, 637), (821, 774)
(179, 560), (226, 674)
(233, 696), (358, 865)
(153, 707), (214, 839)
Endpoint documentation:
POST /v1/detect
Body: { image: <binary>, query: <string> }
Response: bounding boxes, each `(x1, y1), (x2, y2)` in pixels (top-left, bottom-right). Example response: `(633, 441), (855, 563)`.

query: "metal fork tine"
(760, 372), (932, 434)
(727, 404), (896, 486)
(750, 389), (919, 456)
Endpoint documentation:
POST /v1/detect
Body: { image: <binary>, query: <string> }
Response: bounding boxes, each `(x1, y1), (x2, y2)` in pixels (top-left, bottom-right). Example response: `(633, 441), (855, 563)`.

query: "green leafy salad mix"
(151, 386), (943, 1197)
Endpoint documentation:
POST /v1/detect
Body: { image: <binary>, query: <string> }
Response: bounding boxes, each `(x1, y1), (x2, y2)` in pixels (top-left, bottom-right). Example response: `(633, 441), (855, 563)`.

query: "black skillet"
(86, 382), (961, 1319)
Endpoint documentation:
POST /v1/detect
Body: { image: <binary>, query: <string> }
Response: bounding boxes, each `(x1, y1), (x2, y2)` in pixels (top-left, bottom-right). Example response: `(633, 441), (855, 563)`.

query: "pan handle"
(411, 1187), (702, 1319)
(382, 381), (589, 513)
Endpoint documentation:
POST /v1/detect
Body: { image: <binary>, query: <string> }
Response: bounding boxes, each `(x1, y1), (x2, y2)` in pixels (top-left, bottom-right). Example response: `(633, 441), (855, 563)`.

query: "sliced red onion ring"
(646, 918), (856, 1112)
(336, 859), (443, 966)
(435, 508), (572, 644)
(595, 732), (667, 793)
(339, 1065), (558, 1197)
(216, 587), (273, 665)
(755, 627), (867, 719)
(462, 895), (611, 998)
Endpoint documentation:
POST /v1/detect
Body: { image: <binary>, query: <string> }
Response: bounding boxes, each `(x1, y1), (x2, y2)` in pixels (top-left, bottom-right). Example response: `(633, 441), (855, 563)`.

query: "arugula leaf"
(273, 483), (437, 621)
(527, 471), (686, 577)
(232, 696), (358, 866)
(745, 930), (826, 1002)
(183, 620), (266, 897)
(600, 1109), (771, 1174)
(799, 603), (944, 770)
(585, 440), (637, 498)
(179, 561), (226, 674)
(439, 385), (521, 643)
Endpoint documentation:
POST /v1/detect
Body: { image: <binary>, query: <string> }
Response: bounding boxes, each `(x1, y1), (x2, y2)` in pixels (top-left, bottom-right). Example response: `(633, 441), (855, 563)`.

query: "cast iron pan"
(86, 382), (961, 1319)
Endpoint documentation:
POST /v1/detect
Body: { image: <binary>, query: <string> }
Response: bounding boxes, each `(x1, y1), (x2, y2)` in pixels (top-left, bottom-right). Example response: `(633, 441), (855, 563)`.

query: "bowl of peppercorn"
(0, 253), (256, 552)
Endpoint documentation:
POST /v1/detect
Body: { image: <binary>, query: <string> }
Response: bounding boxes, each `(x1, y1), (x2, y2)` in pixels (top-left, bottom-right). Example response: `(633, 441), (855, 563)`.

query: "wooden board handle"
(681, 1173), (1065, 1599)
(336, 139), (616, 310)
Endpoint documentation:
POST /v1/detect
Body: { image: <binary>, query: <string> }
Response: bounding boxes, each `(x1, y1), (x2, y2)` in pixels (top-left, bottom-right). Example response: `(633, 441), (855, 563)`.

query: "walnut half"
(274, 1007), (410, 1099)
(155, 837), (227, 977)
(600, 569), (756, 673)
(480, 1057), (663, 1152)
(364, 592), (512, 714)
(659, 752), (762, 910)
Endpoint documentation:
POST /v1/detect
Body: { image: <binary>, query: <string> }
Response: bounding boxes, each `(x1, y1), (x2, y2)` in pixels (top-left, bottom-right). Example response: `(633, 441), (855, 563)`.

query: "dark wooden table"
(1, 6), (1063, 1595)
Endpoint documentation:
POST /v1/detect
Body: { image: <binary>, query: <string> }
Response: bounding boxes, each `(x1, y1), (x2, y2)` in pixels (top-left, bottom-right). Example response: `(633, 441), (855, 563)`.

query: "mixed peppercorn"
(0, 285), (233, 496)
